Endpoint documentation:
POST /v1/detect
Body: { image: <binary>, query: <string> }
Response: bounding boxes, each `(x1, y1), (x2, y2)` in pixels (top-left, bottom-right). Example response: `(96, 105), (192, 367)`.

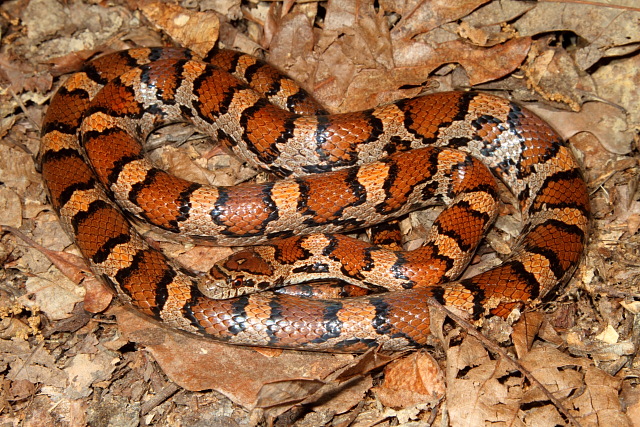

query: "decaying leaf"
(140, 2), (219, 58)
(374, 351), (445, 409)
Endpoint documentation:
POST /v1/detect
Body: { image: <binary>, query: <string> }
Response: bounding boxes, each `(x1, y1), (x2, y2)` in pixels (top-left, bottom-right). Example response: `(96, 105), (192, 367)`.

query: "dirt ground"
(1, 0), (640, 426)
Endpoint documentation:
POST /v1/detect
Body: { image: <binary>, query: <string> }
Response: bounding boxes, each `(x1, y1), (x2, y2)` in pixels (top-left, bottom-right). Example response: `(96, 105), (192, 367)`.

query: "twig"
(140, 382), (181, 417)
(540, 0), (640, 11)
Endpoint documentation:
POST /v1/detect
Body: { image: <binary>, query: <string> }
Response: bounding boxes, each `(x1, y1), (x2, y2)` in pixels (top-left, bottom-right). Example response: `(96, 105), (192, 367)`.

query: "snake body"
(39, 47), (590, 352)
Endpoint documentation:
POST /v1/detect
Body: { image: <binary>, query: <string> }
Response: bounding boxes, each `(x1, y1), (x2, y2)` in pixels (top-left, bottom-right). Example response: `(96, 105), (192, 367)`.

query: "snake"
(39, 47), (590, 352)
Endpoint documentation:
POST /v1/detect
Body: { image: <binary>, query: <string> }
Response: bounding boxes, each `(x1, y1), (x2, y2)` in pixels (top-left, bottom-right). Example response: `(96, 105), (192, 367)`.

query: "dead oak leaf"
(111, 306), (354, 409)
(374, 351), (445, 409)
(140, 2), (219, 58)
(392, 37), (532, 87)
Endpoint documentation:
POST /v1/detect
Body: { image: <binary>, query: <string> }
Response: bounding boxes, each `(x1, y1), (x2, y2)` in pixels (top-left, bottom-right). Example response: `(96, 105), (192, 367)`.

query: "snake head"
(197, 247), (286, 299)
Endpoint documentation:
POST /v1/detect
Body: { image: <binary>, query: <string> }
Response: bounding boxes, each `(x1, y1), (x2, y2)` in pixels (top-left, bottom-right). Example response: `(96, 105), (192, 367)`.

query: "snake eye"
(231, 277), (244, 288)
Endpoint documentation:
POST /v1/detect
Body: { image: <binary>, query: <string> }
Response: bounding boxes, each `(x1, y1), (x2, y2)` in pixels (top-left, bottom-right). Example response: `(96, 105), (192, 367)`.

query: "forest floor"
(1, 0), (639, 426)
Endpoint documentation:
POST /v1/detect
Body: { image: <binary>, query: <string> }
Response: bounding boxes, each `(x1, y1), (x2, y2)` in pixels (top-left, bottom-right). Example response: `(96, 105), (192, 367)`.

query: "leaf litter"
(1, 0), (640, 425)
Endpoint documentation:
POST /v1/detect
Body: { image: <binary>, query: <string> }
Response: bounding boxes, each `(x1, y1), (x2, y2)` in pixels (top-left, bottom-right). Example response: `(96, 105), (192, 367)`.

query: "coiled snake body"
(40, 47), (590, 352)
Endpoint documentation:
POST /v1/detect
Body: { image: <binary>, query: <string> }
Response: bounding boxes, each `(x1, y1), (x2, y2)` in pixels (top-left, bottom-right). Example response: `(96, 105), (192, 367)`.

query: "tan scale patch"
(61, 72), (100, 93)
(59, 188), (105, 221)
(234, 53), (259, 74)
(336, 302), (377, 340)
(277, 78), (304, 101)
(299, 233), (332, 252)
(430, 233), (464, 267)
(103, 233), (144, 266)
(40, 132), (79, 152)
(362, 249), (412, 289)
(175, 186), (224, 236)
(549, 207), (590, 229)
(442, 283), (478, 313)
(111, 159), (154, 213)
(369, 104), (409, 142)
(81, 111), (120, 134)
(269, 180), (302, 219)
(159, 275), (198, 331)
(458, 191), (499, 216)
(467, 92), (511, 122)
(355, 161), (390, 204)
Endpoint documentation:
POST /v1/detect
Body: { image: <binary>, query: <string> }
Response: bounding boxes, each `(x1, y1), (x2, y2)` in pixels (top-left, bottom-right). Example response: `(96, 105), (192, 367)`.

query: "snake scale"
(39, 47), (590, 352)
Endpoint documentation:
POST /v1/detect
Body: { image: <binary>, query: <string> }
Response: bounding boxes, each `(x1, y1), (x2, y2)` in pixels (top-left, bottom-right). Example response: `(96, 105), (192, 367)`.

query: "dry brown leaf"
(592, 51), (640, 135)
(522, 34), (601, 111)
(65, 352), (119, 399)
(3, 226), (89, 286)
(446, 336), (522, 425)
(462, 1), (534, 46)
(307, 376), (372, 416)
(269, 1), (531, 113)
(514, 2), (640, 70)
(375, 351), (445, 409)
(111, 306), (353, 408)
(174, 245), (233, 275)
(1, 339), (67, 387)
(258, 355), (375, 419)
(383, 0), (492, 39)
(255, 378), (325, 408)
(520, 348), (630, 425)
(335, 347), (402, 382)
(512, 311), (544, 358)
(139, 2), (219, 58)
(82, 275), (114, 314)
(5, 379), (36, 402)
(44, 49), (103, 77)
(528, 101), (634, 155)
(0, 52), (54, 94)
(0, 187), (23, 229)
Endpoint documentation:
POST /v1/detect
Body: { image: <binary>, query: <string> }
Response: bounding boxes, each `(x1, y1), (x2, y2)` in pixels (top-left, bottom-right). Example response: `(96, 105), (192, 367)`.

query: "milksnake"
(39, 47), (590, 352)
